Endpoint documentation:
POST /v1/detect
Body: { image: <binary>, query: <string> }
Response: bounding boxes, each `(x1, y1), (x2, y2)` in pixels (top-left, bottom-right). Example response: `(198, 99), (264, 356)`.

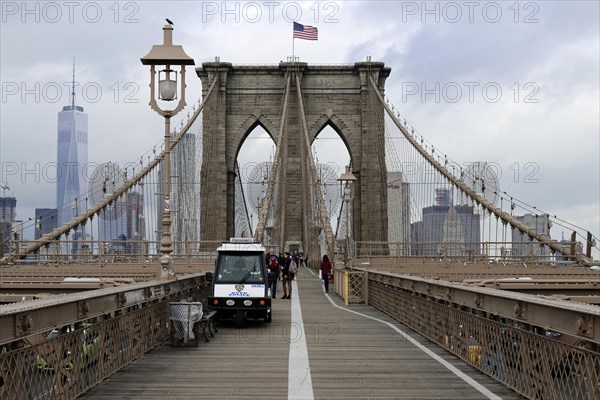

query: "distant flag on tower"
(293, 22), (318, 40)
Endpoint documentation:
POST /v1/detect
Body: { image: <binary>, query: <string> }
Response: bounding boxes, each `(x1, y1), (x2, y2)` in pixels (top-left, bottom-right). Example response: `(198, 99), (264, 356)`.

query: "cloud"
(1, 1), (598, 247)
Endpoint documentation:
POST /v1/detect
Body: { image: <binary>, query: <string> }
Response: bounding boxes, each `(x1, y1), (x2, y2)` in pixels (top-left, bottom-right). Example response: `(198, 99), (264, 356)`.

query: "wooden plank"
(81, 269), (521, 399)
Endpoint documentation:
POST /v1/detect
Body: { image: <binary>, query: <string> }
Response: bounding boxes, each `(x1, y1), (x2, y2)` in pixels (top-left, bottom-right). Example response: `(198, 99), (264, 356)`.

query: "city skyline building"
(420, 204), (481, 256)
(126, 191), (146, 255)
(126, 191), (145, 241)
(511, 213), (552, 260)
(34, 208), (58, 239)
(1, 197), (18, 255)
(56, 63), (88, 232)
(0, 197), (17, 222)
(387, 172), (411, 255)
(0, 221), (12, 255)
(98, 202), (128, 243)
(435, 188), (451, 207)
(410, 220), (424, 256)
(411, 187), (481, 256)
(172, 133), (200, 252)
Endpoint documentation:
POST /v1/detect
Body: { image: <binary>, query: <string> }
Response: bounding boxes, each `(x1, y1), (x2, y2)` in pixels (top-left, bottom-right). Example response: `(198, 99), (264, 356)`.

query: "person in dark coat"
(281, 252), (293, 299)
(266, 248), (280, 298)
(320, 255), (332, 293)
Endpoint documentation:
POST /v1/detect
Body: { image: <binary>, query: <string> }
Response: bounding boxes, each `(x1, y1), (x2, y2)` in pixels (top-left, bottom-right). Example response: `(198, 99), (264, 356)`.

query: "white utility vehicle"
(206, 238), (271, 328)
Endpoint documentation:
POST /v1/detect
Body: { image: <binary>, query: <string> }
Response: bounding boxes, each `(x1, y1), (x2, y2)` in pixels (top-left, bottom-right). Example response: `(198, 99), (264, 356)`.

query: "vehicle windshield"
(215, 252), (265, 284)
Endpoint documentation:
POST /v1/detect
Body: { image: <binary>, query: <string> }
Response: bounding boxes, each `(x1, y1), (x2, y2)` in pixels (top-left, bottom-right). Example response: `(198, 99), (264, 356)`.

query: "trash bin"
(170, 302), (203, 347)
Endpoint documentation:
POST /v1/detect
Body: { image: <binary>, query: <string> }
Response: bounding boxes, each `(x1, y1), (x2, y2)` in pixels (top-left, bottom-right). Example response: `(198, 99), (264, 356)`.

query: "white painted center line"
(288, 278), (314, 400)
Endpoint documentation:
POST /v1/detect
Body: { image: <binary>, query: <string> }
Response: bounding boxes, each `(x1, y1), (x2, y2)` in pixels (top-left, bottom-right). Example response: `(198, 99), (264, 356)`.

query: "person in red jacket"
(320, 254), (332, 293)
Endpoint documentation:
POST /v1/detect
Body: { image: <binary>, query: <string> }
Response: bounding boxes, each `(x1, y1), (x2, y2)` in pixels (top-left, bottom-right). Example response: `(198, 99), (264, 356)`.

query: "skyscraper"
(98, 203), (127, 242)
(56, 63), (88, 230)
(34, 208), (58, 239)
(412, 187), (481, 256)
(172, 133), (199, 252)
(511, 213), (552, 260)
(0, 197), (17, 222)
(126, 191), (145, 255)
(387, 172), (411, 255)
(0, 221), (12, 255)
(0, 196), (17, 255)
(421, 205), (480, 256)
(126, 191), (145, 241)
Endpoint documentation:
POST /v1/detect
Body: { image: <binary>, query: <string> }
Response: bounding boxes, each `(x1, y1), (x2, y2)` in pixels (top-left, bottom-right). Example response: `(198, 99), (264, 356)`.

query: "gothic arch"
(197, 61), (391, 246)
(310, 114), (355, 168)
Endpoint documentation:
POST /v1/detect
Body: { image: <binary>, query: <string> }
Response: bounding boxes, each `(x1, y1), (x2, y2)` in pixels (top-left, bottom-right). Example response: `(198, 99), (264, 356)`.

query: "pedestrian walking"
(266, 248), (280, 299)
(320, 255), (332, 293)
(281, 252), (293, 299)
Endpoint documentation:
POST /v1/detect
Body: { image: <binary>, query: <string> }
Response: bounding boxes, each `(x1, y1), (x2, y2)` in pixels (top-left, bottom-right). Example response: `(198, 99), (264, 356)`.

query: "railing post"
(363, 271), (368, 304)
(344, 270), (349, 305)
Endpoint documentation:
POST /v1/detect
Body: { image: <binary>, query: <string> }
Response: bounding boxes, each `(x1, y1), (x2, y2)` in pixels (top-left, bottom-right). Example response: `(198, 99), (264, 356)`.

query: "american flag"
(293, 22), (318, 41)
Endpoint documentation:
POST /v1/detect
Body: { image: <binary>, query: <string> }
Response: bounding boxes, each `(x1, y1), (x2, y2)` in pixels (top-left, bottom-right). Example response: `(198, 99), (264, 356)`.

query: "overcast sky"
(1, 1), (598, 245)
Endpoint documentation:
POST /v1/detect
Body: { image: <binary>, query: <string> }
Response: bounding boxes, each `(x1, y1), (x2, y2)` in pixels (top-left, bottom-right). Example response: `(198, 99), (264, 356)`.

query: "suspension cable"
(6, 77), (219, 261)
(254, 73), (292, 243)
(367, 74), (588, 264)
(294, 72), (336, 256)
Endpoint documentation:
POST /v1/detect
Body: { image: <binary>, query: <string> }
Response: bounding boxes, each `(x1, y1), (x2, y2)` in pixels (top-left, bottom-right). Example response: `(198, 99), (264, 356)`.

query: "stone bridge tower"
(197, 61), (390, 250)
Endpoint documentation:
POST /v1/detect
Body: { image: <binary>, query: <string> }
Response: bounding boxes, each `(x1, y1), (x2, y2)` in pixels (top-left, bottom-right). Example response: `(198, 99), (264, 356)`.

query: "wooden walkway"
(81, 268), (521, 399)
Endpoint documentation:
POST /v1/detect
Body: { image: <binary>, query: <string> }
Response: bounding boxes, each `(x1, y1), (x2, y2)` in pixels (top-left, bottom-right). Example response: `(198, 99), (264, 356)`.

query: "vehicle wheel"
(265, 309), (272, 323)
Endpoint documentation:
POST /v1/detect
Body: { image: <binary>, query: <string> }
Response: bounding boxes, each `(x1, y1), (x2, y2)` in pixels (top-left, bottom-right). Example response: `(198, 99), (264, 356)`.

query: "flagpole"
(292, 22), (295, 62)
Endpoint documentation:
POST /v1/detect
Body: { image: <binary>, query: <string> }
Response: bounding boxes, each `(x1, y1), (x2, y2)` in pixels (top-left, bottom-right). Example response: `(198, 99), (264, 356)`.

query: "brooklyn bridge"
(0, 25), (598, 400)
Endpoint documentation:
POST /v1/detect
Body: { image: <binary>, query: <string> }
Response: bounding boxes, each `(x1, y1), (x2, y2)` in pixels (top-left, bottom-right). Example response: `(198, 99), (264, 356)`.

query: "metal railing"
(0, 274), (211, 399)
(344, 267), (599, 400)
(355, 241), (594, 265)
(6, 240), (222, 265)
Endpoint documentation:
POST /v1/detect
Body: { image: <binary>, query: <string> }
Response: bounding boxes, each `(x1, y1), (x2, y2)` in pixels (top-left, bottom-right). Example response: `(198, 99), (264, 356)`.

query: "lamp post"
(337, 165), (357, 268)
(141, 24), (195, 279)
